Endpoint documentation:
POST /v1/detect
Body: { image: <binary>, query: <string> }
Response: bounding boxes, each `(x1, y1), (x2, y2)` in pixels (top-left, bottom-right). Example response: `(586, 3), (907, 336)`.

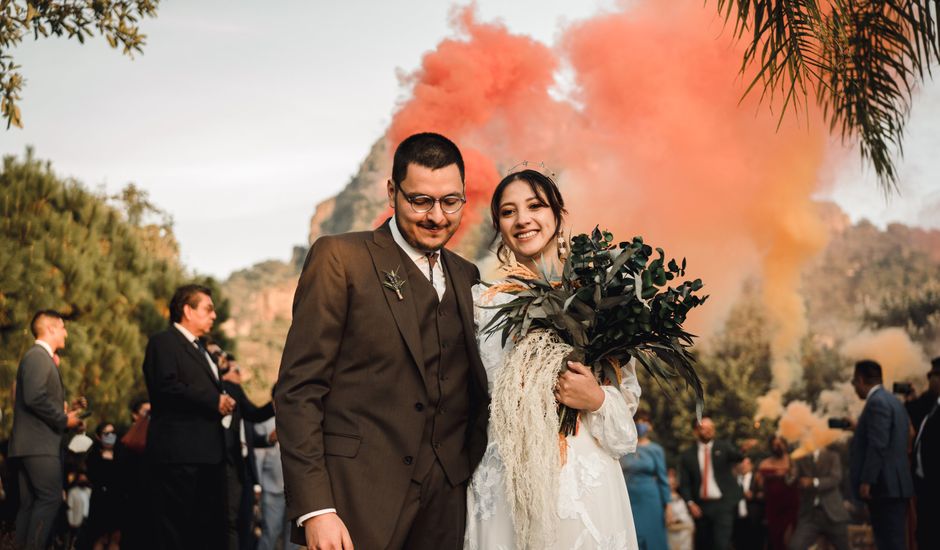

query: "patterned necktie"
(426, 252), (439, 285)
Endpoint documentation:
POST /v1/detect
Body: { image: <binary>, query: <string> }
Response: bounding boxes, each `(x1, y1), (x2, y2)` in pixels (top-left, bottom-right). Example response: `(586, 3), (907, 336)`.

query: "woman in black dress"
(84, 422), (125, 549)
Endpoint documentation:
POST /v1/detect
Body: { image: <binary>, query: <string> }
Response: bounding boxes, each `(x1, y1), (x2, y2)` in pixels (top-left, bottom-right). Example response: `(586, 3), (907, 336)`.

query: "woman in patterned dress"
(464, 169), (640, 550)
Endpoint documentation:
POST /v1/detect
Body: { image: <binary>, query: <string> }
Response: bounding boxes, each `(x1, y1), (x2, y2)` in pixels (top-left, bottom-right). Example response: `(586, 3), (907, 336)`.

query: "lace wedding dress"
(465, 286), (641, 550)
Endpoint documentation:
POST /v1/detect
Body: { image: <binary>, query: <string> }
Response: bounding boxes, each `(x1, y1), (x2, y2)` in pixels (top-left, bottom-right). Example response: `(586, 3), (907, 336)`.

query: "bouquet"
(483, 227), (708, 435)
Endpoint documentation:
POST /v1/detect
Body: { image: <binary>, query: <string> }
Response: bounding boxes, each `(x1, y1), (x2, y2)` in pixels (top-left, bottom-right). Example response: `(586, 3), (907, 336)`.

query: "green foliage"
(715, 0), (940, 190)
(0, 148), (227, 433)
(1, 0), (160, 128)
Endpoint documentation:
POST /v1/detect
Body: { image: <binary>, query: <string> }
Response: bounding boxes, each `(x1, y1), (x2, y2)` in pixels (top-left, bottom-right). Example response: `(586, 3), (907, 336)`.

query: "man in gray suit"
(10, 310), (84, 549)
(849, 359), (914, 550)
(788, 444), (850, 550)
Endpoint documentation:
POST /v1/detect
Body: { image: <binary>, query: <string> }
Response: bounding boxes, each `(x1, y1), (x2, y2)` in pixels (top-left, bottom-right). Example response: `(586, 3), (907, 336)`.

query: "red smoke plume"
(388, 2), (830, 367)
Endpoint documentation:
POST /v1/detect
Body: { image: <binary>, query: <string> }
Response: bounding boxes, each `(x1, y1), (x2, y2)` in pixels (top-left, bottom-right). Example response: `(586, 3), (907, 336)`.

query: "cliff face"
(312, 138), (390, 241)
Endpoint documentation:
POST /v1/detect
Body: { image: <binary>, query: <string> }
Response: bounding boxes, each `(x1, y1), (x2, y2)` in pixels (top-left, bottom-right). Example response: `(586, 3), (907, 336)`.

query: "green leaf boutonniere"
(382, 267), (406, 301)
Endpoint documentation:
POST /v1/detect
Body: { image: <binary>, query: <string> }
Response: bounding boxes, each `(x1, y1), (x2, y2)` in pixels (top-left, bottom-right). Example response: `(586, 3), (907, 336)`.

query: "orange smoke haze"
(841, 328), (931, 386)
(388, 2), (834, 410)
(777, 400), (845, 458)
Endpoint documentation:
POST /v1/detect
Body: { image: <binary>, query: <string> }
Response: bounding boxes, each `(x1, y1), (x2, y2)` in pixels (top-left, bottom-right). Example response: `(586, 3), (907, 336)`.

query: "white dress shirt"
(737, 471), (752, 517)
(173, 323), (219, 380)
(34, 339), (55, 358)
(297, 219), (449, 528)
(698, 441), (723, 500)
(390, 216), (446, 300)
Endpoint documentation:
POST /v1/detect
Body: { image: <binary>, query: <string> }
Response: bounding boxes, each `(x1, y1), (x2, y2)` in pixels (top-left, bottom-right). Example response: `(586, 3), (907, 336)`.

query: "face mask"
(637, 423), (650, 437)
(101, 433), (117, 446)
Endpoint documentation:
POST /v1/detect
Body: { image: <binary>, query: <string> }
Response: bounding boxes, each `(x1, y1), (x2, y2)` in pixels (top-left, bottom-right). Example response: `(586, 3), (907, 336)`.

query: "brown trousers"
(384, 459), (467, 550)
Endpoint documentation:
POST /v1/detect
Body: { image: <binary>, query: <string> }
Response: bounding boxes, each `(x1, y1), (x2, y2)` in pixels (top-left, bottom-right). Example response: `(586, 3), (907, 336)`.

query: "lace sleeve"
(472, 283), (511, 396)
(580, 358), (641, 458)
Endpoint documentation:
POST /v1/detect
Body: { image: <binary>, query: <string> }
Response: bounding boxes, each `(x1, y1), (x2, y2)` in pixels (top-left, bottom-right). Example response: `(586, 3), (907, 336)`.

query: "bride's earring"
(556, 231), (569, 261)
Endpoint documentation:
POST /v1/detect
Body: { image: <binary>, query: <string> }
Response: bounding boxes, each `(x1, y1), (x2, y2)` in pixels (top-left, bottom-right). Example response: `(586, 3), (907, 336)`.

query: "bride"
(465, 168), (641, 550)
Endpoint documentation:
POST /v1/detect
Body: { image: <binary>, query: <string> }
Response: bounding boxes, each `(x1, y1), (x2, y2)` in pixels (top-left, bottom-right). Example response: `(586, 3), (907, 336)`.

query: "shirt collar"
(698, 440), (712, 450)
(867, 384), (883, 400)
(173, 323), (199, 345)
(812, 449), (821, 461)
(390, 216), (435, 263)
(34, 339), (55, 358)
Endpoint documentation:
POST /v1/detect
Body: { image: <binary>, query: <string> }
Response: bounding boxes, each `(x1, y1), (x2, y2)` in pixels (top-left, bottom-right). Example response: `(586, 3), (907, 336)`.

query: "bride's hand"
(555, 361), (605, 412)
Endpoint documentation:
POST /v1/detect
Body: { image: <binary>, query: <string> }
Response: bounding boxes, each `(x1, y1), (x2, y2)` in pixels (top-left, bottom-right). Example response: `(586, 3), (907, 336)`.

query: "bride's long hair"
(489, 169), (568, 265)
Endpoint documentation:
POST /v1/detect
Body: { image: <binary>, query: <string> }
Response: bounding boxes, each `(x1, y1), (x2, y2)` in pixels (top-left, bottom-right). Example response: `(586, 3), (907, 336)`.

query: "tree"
(1, 0), (160, 128)
(0, 148), (228, 432)
(716, 0), (940, 191)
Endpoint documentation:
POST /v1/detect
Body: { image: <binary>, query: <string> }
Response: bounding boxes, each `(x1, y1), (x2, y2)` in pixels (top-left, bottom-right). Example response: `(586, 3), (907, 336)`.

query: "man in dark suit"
(10, 310), (84, 549)
(788, 444), (850, 550)
(678, 416), (743, 550)
(911, 357), (940, 550)
(732, 456), (765, 550)
(143, 284), (237, 550)
(849, 359), (914, 550)
(275, 132), (489, 549)
(211, 348), (274, 550)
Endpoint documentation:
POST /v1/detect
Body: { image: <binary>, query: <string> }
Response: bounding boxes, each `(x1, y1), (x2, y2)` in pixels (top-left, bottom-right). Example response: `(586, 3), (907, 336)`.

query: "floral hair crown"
(505, 160), (557, 180)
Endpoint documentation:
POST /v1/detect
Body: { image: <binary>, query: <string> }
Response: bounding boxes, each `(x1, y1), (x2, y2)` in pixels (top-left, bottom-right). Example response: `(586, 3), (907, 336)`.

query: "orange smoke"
(388, 2), (832, 402)
(841, 328), (931, 387)
(777, 400), (845, 458)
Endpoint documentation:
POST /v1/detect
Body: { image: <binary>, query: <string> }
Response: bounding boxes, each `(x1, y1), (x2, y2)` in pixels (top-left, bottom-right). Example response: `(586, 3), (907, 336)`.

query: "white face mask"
(101, 433), (117, 446)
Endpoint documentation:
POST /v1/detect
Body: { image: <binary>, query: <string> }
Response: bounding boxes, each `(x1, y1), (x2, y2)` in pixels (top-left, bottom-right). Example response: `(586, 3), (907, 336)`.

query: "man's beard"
(396, 211), (455, 252)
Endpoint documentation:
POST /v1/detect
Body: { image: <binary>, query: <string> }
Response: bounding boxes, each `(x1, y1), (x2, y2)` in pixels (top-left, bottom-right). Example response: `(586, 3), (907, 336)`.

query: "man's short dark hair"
(30, 309), (64, 338)
(854, 360), (884, 384)
(391, 132), (465, 187)
(931, 356), (940, 372)
(169, 284), (212, 324)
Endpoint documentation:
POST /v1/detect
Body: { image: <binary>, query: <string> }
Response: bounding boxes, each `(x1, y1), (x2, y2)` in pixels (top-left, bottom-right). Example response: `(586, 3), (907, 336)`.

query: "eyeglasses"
(399, 190), (466, 214)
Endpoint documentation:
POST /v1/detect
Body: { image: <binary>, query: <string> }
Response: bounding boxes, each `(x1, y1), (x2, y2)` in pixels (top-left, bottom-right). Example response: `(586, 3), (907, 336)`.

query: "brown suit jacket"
(793, 448), (849, 523)
(274, 221), (489, 548)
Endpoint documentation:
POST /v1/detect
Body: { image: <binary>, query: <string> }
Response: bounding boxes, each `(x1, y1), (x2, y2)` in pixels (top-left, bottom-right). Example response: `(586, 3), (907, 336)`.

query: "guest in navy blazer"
(849, 359), (914, 550)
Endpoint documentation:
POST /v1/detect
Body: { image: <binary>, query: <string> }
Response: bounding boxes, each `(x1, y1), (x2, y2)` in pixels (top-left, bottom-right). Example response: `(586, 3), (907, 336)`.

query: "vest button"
(439, 310), (446, 317)
(403, 456), (413, 465)
(433, 441), (442, 450)
(414, 402), (425, 412)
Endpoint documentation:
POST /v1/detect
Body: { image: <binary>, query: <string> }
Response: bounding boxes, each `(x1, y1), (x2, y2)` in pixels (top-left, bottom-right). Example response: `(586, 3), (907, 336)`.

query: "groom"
(275, 132), (489, 549)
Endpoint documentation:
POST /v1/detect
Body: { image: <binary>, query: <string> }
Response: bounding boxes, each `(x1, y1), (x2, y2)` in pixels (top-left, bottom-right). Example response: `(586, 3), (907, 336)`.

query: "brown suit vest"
(402, 253), (473, 485)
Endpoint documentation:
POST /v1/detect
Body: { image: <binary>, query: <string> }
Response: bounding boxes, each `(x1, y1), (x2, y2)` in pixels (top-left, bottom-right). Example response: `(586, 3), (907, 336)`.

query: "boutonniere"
(382, 266), (406, 301)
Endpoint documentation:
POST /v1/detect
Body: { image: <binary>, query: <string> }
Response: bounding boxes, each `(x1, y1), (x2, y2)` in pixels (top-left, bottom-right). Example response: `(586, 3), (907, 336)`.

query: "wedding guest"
(757, 435), (799, 550)
(849, 359), (914, 550)
(143, 284), (234, 550)
(84, 422), (125, 550)
(911, 357), (940, 550)
(677, 416), (743, 550)
(11, 310), (85, 549)
(254, 412), (302, 550)
(621, 409), (670, 550)
(212, 346), (274, 550)
(732, 456), (765, 550)
(666, 468), (694, 550)
(120, 397), (152, 550)
(788, 443), (849, 550)
(66, 471), (93, 548)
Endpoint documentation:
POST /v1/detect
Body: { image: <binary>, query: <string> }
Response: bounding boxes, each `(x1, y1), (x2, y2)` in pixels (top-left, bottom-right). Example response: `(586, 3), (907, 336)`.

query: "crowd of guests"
(3, 286), (300, 550)
(2, 285), (939, 550)
(619, 357), (940, 550)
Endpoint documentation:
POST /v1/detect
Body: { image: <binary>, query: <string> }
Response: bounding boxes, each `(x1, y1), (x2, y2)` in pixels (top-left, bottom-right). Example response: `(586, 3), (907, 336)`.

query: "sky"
(2, 0), (938, 278)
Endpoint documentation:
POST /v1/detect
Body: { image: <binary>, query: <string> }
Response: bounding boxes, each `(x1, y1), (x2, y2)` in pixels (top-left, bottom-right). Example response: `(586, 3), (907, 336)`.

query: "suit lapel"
(172, 329), (221, 389)
(442, 250), (488, 391)
(366, 225), (426, 385)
